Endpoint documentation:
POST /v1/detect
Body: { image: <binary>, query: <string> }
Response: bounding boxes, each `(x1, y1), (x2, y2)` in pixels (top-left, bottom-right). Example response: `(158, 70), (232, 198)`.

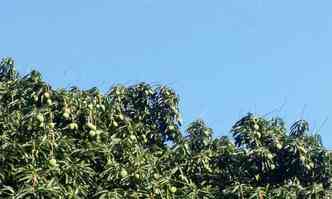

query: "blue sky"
(1, 1), (332, 147)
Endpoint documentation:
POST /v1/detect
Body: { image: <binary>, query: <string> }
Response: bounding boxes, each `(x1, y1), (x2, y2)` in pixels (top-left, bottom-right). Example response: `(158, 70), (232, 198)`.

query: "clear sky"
(1, 1), (332, 147)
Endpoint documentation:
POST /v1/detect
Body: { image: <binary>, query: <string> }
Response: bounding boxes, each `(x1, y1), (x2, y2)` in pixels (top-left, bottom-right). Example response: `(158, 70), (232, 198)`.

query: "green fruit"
(87, 122), (97, 130)
(36, 113), (44, 122)
(44, 92), (50, 98)
(300, 155), (306, 162)
(63, 112), (70, 119)
(309, 162), (314, 168)
(267, 153), (273, 160)
(254, 124), (259, 130)
(89, 130), (97, 137)
(276, 143), (282, 149)
(168, 125), (175, 131)
(154, 188), (161, 194)
(129, 135), (136, 141)
(153, 173), (160, 179)
(134, 174), (140, 179)
(119, 114), (124, 120)
(69, 123), (78, 130)
(64, 108), (71, 113)
(48, 122), (55, 129)
(170, 186), (177, 193)
(142, 134), (147, 143)
(112, 121), (118, 127)
(49, 159), (57, 167)
(47, 99), (52, 106)
(31, 77), (38, 83)
(120, 168), (128, 178)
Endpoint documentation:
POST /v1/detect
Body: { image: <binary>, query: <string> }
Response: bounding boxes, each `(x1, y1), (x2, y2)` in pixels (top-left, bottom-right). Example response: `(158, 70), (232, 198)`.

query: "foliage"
(0, 57), (331, 198)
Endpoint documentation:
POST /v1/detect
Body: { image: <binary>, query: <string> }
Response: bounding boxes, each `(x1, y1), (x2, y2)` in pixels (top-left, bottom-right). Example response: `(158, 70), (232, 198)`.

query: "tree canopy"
(0, 57), (331, 198)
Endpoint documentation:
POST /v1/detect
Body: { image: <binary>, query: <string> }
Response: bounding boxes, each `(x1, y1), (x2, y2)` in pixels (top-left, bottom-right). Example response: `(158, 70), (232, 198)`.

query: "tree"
(0, 57), (331, 198)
